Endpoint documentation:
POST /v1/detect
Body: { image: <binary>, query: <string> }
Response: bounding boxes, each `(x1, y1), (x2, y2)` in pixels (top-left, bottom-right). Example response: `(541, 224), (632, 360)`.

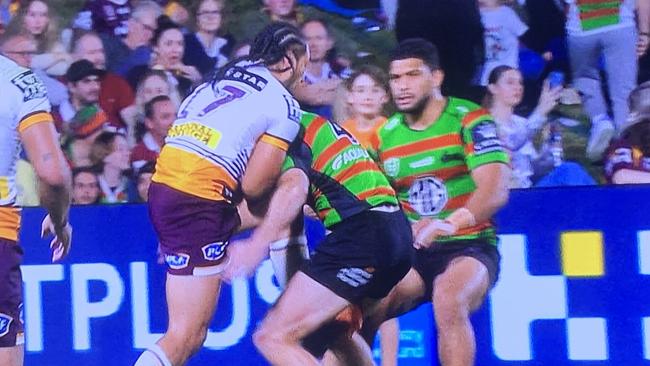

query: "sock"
(134, 344), (172, 366)
(269, 235), (309, 288)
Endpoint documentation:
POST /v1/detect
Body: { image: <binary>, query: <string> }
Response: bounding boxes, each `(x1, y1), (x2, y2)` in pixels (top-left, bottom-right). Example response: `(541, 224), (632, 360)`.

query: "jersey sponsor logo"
(336, 267), (373, 287)
(0, 313), (13, 338)
(383, 158), (400, 177)
(11, 70), (47, 102)
(456, 106), (470, 114)
(202, 242), (227, 261)
(167, 122), (222, 149)
(472, 120), (502, 154)
(408, 176), (448, 216)
(332, 147), (370, 171)
(284, 95), (301, 123)
(165, 253), (190, 270)
(224, 67), (268, 91)
(409, 156), (434, 169)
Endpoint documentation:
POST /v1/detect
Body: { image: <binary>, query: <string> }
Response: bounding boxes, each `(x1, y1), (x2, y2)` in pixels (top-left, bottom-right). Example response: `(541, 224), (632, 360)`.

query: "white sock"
(134, 344), (172, 366)
(269, 235), (309, 288)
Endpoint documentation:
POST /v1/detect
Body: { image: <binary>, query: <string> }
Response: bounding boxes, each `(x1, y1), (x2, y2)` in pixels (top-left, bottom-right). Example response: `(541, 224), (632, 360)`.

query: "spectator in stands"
(605, 81), (650, 184)
(183, 0), (233, 76)
(6, 0), (72, 76)
(73, 0), (132, 39)
(135, 69), (181, 110)
(231, 40), (251, 58)
(340, 65), (390, 145)
(484, 65), (595, 188)
(0, 32), (67, 106)
(135, 161), (155, 202)
(131, 95), (174, 170)
(395, 0), (485, 102)
(127, 15), (201, 98)
(54, 59), (105, 129)
(71, 166), (100, 205)
(90, 131), (135, 203)
(478, 0), (529, 85)
(295, 18), (345, 119)
(565, 0), (650, 161)
(102, 0), (161, 75)
(72, 31), (137, 130)
(65, 105), (111, 167)
(232, 0), (309, 42)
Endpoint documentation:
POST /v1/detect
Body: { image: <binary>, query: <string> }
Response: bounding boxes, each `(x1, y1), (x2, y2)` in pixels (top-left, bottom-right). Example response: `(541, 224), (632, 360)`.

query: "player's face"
(301, 21), (332, 62)
(147, 100), (176, 139)
(155, 29), (185, 68)
(286, 50), (309, 92)
(489, 69), (523, 107)
(75, 35), (106, 70)
(141, 75), (170, 103)
(197, 0), (222, 34)
(72, 172), (99, 205)
(389, 58), (439, 114)
(105, 135), (131, 171)
(264, 0), (296, 17)
(24, 1), (49, 36)
(348, 74), (388, 119)
(72, 76), (101, 105)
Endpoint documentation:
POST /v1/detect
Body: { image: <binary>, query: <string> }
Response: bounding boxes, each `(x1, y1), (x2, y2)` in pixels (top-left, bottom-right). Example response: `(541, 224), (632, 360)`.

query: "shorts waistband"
(370, 204), (400, 213)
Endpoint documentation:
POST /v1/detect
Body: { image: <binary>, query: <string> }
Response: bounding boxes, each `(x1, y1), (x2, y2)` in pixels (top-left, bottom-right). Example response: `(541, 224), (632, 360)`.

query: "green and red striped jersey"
(369, 97), (509, 244)
(283, 112), (398, 228)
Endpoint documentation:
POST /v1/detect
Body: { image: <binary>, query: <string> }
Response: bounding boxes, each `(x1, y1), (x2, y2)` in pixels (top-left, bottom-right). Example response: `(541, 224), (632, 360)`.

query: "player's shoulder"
(0, 56), (47, 102)
(446, 97), (491, 127)
(378, 113), (403, 133)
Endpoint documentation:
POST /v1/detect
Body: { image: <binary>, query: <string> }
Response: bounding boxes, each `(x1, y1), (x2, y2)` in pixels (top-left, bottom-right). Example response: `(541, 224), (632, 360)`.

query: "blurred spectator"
(90, 131), (136, 203)
(65, 105), (111, 167)
(54, 59), (105, 129)
(163, 1), (190, 26)
(340, 64), (390, 146)
(135, 161), (155, 202)
(73, 0), (132, 38)
(294, 18), (345, 119)
(127, 15), (201, 98)
(232, 0), (311, 42)
(183, 0), (234, 75)
(15, 154), (39, 207)
(0, 0), (10, 32)
(605, 81), (650, 184)
(135, 69), (181, 111)
(102, 0), (161, 75)
(71, 166), (100, 205)
(5, 0), (72, 76)
(484, 65), (595, 188)
(478, 0), (528, 85)
(131, 95), (174, 170)
(72, 31), (137, 131)
(231, 40), (251, 58)
(564, 0), (650, 161)
(0, 32), (67, 106)
(395, 0), (485, 102)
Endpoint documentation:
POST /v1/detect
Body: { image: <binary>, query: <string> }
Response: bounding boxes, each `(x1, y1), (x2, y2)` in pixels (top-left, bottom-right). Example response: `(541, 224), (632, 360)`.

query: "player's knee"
(169, 324), (208, 353)
(433, 289), (469, 326)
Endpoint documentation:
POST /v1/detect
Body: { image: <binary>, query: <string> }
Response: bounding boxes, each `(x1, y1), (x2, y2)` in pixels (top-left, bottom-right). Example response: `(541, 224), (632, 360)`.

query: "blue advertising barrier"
(17, 185), (650, 365)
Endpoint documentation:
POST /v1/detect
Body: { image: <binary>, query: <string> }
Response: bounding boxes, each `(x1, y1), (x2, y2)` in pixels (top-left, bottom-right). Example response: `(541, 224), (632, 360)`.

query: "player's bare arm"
(241, 140), (291, 205)
(20, 120), (72, 262)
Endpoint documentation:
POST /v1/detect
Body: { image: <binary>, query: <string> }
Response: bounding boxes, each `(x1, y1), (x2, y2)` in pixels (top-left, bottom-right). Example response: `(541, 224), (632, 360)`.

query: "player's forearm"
(252, 169), (309, 247)
(462, 163), (511, 225)
(38, 174), (72, 229)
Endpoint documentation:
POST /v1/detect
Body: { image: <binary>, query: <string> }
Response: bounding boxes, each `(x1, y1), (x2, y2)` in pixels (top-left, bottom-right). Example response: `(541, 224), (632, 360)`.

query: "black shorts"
(0, 239), (24, 348)
(413, 239), (500, 299)
(302, 208), (413, 305)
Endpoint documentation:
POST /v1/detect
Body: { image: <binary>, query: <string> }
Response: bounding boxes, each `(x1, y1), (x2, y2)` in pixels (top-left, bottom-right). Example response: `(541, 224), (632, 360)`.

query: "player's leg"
(378, 318), (399, 366)
(0, 241), (25, 366)
(431, 256), (490, 366)
(253, 271), (351, 366)
(134, 273), (222, 366)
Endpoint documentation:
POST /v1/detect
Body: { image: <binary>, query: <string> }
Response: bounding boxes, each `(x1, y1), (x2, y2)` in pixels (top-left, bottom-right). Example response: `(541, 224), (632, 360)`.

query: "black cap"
(65, 59), (105, 83)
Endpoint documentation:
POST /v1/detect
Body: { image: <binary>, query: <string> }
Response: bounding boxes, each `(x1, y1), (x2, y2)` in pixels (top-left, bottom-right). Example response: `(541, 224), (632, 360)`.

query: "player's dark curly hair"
(389, 38), (441, 71)
(212, 22), (307, 84)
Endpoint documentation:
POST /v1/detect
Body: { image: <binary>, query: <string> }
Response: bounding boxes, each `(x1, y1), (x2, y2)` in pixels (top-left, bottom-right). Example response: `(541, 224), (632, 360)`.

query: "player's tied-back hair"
(212, 22), (308, 84)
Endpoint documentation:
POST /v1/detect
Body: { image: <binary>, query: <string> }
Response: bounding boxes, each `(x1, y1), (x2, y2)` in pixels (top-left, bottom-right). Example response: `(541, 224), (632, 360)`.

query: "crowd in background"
(1, 0), (650, 206)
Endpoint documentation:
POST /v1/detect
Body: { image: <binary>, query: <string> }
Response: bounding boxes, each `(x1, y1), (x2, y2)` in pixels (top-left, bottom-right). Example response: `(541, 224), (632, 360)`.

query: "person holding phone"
(483, 65), (596, 188)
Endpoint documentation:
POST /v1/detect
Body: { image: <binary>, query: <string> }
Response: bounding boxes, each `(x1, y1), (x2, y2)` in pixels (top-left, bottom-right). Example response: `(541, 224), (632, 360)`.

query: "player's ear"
(432, 69), (444, 89)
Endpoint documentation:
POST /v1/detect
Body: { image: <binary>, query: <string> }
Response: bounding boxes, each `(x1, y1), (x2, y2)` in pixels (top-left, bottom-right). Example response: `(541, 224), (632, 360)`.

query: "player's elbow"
(278, 169), (309, 201)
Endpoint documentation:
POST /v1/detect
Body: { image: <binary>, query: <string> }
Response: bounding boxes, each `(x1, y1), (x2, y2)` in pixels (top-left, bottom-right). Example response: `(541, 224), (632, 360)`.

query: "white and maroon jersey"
(0, 55), (52, 241)
(152, 62), (301, 202)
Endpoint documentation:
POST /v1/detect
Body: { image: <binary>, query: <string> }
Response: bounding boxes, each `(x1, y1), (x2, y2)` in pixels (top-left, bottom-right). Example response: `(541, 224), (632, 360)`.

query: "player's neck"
(405, 95), (447, 130)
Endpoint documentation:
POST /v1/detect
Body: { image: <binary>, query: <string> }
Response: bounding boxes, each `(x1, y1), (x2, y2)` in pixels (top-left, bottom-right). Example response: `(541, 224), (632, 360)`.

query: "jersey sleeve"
(461, 109), (510, 170)
(261, 94), (302, 151)
(10, 70), (53, 132)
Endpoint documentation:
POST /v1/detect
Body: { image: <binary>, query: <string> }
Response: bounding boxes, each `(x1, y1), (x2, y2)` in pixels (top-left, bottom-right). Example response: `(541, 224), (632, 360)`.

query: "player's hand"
(41, 215), (72, 262)
(412, 218), (456, 249)
(223, 238), (268, 281)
